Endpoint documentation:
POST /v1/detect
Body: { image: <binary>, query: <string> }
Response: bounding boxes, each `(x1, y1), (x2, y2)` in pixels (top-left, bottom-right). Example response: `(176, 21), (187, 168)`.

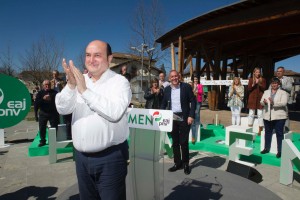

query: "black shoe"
(260, 149), (269, 154)
(276, 152), (281, 158)
(38, 142), (46, 147)
(168, 164), (183, 172)
(184, 164), (191, 175)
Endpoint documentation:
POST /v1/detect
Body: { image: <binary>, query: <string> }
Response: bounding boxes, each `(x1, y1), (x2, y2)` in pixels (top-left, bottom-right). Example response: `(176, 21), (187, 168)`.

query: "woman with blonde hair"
(247, 67), (266, 135)
(227, 77), (244, 125)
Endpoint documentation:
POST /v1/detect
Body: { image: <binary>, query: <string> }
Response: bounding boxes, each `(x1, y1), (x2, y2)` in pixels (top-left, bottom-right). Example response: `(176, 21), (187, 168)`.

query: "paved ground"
(0, 107), (300, 199)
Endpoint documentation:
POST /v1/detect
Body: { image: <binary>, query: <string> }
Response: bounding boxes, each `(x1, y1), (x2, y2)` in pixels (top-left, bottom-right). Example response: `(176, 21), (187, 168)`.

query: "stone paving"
(0, 107), (300, 199)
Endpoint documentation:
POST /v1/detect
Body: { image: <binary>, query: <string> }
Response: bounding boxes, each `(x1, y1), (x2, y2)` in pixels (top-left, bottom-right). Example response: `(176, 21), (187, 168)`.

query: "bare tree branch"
(19, 35), (64, 86)
(129, 0), (168, 67)
(76, 47), (86, 72)
(0, 45), (16, 76)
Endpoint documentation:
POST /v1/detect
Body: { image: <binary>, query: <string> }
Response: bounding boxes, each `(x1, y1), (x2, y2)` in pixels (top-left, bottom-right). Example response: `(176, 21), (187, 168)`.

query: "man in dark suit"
(161, 70), (196, 175)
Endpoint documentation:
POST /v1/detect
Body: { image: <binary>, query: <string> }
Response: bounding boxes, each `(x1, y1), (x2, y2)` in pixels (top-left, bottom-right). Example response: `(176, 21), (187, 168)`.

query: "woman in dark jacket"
(144, 78), (164, 109)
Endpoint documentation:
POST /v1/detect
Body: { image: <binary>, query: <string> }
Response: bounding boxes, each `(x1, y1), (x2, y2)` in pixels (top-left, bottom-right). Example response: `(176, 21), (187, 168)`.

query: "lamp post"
(131, 43), (147, 93)
(146, 47), (155, 87)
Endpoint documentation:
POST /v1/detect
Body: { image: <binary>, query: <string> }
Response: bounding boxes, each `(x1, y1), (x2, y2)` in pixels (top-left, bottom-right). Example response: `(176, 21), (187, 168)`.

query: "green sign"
(0, 74), (31, 128)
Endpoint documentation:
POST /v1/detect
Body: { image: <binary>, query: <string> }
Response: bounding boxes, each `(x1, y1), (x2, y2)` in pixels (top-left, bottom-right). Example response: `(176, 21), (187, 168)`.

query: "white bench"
(48, 124), (73, 164)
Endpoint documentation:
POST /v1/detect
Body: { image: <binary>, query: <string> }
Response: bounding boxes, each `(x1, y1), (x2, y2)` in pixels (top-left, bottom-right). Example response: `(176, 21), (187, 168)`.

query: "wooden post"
(183, 54), (193, 77)
(181, 41), (185, 74)
(171, 43), (176, 70)
(196, 51), (201, 78)
(178, 36), (183, 74)
(189, 57), (194, 77)
(220, 58), (228, 109)
(233, 57), (238, 77)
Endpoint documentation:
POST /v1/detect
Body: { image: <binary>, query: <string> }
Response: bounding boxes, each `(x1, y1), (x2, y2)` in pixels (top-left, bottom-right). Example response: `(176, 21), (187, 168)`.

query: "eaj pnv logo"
(152, 111), (162, 121)
(0, 88), (4, 104)
(0, 74), (31, 128)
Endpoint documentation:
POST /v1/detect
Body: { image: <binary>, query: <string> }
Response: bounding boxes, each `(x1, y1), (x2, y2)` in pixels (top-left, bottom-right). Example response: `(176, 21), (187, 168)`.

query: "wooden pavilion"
(156, 0), (300, 110)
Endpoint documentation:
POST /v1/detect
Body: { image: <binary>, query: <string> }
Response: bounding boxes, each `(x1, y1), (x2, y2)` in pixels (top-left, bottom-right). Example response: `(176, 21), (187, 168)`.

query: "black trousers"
(38, 111), (59, 143)
(171, 120), (191, 165)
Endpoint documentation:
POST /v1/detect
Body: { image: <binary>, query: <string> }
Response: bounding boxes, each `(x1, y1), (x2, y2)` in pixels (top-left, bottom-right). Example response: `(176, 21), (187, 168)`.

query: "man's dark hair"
(271, 77), (281, 85)
(106, 43), (112, 57)
(277, 66), (285, 71)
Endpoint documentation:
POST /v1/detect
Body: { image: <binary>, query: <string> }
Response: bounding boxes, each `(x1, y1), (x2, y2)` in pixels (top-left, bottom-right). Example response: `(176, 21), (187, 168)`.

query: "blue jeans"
(263, 119), (286, 152)
(191, 102), (201, 139)
(75, 141), (128, 200)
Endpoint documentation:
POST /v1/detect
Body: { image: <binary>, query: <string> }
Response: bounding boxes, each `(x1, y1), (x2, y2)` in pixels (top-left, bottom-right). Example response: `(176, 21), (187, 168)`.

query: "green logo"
(0, 74), (31, 128)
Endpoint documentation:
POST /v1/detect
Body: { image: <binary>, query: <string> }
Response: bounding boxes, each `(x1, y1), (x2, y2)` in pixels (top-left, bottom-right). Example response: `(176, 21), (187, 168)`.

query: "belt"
(82, 140), (127, 157)
(174, 112), (183, 115)
(174, 112), (183, 117)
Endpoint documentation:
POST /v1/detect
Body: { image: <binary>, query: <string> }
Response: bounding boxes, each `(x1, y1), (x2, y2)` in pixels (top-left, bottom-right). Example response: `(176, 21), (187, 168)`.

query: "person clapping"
(260, 77), (288, 158)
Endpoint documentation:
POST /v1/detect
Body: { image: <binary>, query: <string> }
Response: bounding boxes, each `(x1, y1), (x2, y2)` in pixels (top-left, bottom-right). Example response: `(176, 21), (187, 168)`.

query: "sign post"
(127, 108), (173, 200)
(0, 74), (31, 148)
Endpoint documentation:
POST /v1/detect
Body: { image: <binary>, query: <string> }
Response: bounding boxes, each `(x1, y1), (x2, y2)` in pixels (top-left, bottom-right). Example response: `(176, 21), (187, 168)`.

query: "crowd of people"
(30, 37), (296, 199)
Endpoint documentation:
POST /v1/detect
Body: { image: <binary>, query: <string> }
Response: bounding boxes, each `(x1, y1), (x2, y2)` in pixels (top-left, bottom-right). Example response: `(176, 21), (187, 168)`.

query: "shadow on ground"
(165, 177), (223, 200)
(6, 138), (34, 144)
(0, 150), (8, 155)
(0, 186), (57, 200)
(191, 155), (226, 169)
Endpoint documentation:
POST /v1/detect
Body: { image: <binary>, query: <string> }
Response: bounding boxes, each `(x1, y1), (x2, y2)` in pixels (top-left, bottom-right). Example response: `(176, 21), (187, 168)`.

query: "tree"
(76, 48), (86, 72)
(19, 35), (64, 86)
(0, 45), (16, 76)
(129, 0), (169, 85)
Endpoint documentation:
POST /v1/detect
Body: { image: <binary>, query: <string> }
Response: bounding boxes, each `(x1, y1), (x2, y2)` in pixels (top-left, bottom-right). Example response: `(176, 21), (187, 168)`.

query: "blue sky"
(0, 0), (299, 73)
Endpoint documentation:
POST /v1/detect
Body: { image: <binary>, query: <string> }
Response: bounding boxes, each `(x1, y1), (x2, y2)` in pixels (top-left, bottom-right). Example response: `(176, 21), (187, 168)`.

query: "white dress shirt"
(55, 69), (132, 153)
(170, 84), (182, 113)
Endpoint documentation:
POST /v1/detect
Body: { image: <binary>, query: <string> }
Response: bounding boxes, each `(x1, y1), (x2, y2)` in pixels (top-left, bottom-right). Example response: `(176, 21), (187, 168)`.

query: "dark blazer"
(161, 82), (196, 121)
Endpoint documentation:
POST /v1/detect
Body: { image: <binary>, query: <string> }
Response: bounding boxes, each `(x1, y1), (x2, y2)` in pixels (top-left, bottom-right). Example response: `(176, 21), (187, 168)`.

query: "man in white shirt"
(55, 40), (132, 200)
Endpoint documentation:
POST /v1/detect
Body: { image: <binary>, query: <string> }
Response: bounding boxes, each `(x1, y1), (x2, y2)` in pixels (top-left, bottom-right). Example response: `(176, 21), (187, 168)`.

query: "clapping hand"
(233, 89), (236, 95)
(62, 58), (87, 94)
(268, 97), (274, 105)
(62, 58), (76, 89)
(43, 94), (51, 101)
(69, 60), (87, 94)
(263, 98), (268, 104)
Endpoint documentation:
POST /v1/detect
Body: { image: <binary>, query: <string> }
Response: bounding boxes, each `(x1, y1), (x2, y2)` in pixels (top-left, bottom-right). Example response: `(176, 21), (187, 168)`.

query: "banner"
(128, 108), (173, 132)
(0, 74), (31, 128)
(200, 80), (249, 86)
